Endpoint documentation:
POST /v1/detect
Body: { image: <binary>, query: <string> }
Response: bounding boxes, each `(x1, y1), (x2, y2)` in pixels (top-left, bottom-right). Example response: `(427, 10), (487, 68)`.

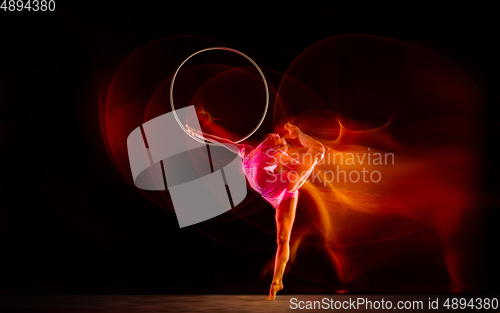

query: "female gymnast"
(186, 123), (325, 300)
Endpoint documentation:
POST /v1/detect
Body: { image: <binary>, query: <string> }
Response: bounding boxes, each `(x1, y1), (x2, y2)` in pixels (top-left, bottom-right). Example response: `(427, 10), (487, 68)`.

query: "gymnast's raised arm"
(185, 124), (246, 157)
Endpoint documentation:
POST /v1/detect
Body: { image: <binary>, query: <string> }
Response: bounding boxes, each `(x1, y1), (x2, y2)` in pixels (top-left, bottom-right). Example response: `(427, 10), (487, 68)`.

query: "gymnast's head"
(266, 133), (289, 151)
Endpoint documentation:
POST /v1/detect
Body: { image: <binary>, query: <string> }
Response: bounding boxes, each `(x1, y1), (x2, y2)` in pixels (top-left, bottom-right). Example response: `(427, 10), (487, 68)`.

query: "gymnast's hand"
(284, 123), (300, 139)
(185, 124), (201, 137)
(185, 124), (194, 137)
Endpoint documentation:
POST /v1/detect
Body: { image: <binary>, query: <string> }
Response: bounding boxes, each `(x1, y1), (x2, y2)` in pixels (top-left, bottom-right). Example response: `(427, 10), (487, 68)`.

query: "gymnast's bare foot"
(265, 281), (284, 301)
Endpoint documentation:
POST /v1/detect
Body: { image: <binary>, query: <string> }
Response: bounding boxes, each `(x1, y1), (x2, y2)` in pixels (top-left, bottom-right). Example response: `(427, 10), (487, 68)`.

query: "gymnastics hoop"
(170, 47), (269, 146)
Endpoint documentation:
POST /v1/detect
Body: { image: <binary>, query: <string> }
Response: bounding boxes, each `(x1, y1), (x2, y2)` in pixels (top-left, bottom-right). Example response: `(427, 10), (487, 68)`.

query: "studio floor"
(0, 294), (496, 312)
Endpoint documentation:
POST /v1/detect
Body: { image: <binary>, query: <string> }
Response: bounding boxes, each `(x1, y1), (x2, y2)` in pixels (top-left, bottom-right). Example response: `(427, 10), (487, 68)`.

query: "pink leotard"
(241, 142), (299, 209)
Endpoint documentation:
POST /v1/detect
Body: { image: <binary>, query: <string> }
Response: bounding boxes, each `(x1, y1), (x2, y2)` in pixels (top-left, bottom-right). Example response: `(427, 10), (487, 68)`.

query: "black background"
(0, 1), (499, 294)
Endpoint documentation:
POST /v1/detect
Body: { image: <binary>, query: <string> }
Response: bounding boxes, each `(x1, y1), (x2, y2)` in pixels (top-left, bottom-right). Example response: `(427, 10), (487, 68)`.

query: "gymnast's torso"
(240, 142), (298, 209)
